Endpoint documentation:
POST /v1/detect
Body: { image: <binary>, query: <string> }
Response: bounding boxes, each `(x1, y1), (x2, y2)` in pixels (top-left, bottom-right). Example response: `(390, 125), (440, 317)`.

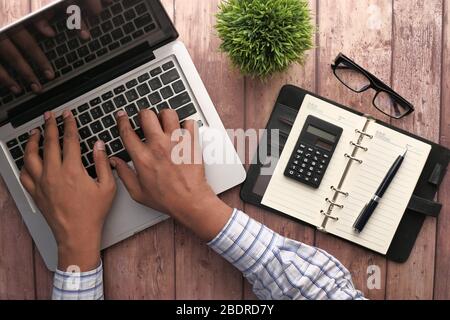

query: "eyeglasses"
(331, 53), (414, 119)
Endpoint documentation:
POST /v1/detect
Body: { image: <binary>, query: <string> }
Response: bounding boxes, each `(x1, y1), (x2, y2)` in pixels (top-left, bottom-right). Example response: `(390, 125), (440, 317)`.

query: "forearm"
(208, 209), (365, 300)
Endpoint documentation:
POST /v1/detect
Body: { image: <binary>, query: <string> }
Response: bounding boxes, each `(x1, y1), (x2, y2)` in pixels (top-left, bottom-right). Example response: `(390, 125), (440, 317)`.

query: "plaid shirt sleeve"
(208, 209), (366, 300)
(52, 262), (104, 300)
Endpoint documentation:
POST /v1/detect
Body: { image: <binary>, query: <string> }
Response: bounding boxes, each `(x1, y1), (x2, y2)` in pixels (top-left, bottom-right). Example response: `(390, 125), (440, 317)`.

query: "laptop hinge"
(9, 42), (155, 128)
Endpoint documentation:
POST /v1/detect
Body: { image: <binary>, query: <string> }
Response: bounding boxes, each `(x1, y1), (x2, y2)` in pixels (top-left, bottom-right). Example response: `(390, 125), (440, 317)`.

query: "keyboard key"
(102, 101), (115, 113)
(169, 92), (191, 109)
(132, 30), (144, 39)
(80, 141), (88, 154)
(86, 151), (94, 164)
(91, 26), (102, 38)
(126, 79), (138, 89)
(160, 86), (174, 99)
(102, 91), (114, 101)
(137, 97), (150, 109)
(110, 126), (120, 138)
(134, 14), (152, 28)
(78, 103), (89, 113)
(99, 130), (112, 143)
(61, 66), (73, 75)
(46, 49), (57, 61)
(56, 44), (68, 56)
(90, 121), (103, 134)
(100, 9), (112, 20)
(6, 139), (18, 148)
(123, 0), (141, 8)
(135, 3), (147, 13)
(58, 124), (65, 137)
(114, 95), (127, 108)
(149, 92), (162, 105)
(138, 73), (150, 83)
(137, 83), (150, 96)
(96, 48), (108, 57)
(101, 21), (114, 33)
(79, 127), (92, 141)
(149, 78), (162, 90)
(82, 156), (89, 167)
(18, 133), (29, 142)
(73, 60), (84, 68)
(100, 34), (113, 46)
(112, 28), (124, 40)
(125, 89), (139, 102)
(15, 158), (24, 170)
(66, 51), (78, 63)
(125, 104), (138, 116)
(162, 61), (174, 71)
(10, 146), (23, 160)
(123, 22), (136, 34)
(111, 3), (123, 15)
(55, 57), (67, 69)
(114, 85), (126, 94)
(124, 8), (136, 20)
(88, 39), (101, 52)
(120, 36), (132, 45)
(109, 42), (120, 51)
(78, 46), (89, 57)
(102, 115), (115, 128)
(176, 103), (197, 121)
(85, 54), (96, 63)
(112, 14), (125, 26)
(90, 106), (104, 120)
(79, 112), (92, 126)
(87, 137), (97, 149)
(110, 139), (124, 153)
(90, 97), (102, 107)
(150, 67), (162, 77)
(172, 80), (185, 94)
(161, 69), (180, 85)
(135, 128), (145, 140)
(157, 101), (169, 112)
(144, 23), (156, 33)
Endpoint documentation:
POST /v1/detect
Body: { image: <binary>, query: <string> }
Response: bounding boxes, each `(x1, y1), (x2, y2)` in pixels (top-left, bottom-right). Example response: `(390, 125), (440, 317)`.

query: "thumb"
(93, 140), (114, 186)
(110, 157), (142, 202)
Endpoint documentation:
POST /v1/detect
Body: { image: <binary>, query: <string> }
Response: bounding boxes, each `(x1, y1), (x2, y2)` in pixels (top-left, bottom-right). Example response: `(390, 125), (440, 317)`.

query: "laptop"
(0, 0), (246, 271)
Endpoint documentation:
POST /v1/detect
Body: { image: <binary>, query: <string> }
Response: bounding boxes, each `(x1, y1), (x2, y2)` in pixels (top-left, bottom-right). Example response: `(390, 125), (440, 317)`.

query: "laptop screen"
(0, 0), (177, 126)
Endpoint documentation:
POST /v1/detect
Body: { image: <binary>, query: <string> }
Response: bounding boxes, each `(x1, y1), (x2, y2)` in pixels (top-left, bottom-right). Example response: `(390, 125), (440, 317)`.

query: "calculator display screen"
(306, 125), (336, 143)
(315, 140), (334, 152)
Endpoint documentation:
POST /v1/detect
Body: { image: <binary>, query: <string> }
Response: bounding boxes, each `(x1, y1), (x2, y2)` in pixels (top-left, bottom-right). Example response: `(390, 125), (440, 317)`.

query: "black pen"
(353, 149), (408, 233)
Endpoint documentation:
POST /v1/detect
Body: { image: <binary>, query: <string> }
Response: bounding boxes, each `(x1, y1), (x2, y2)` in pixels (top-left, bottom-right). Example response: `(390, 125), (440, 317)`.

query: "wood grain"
(173, 0), (244, 299)
(242, 0), (317, 300)
(435, 0), (450, 300)
(0, 0), (36, 300)
(315, 0), (393, 300)
(386, 0), (443, 300)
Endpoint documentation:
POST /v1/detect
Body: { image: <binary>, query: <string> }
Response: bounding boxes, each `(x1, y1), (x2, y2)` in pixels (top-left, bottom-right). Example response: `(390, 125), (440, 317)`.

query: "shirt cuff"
(207, 209), (282, 275)
(52, 262), (104, 300)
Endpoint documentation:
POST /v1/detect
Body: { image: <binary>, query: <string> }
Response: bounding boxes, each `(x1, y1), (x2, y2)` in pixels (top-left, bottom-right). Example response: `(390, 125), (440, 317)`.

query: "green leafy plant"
(216, 0), (314, 78)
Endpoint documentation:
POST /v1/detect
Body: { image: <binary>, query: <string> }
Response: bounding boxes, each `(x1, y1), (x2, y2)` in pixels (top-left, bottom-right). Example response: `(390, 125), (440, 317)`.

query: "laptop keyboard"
(0, 0), (156, 106)
(5, 58), (200, 179)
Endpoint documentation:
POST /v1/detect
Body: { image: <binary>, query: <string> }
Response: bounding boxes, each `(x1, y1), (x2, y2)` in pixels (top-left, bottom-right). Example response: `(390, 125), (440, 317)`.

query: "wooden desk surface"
(0, 0), (449, 300)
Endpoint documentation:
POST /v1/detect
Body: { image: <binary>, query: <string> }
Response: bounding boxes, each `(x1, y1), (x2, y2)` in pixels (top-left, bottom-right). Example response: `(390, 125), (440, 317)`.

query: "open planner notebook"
(262, 94), (432, 254)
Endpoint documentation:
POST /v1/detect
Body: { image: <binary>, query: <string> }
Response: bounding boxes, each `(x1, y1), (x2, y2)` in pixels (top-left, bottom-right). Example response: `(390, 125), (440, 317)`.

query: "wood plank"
(435, 0), (450, 300)
(102, 0), (176, 300)
(243, 0), (317, 299)
(315, 0), (393, 300)
(0, 0), (36, 300)
(173, 0), (244, 300)
(386, 0), (443, 300)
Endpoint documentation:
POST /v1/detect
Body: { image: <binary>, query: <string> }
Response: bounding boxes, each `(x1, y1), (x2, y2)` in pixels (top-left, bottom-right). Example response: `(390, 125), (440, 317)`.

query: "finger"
(116, 111), (146, 160)
(159, 109), (180, 135)
(78, 18), (91, 40)
(43, 111), (61, 170)
(84, 0), (103, 15)
(20, 169), (36, 195)
(0, 38), (41, 92)
(93, 140), (114, 185)
(23, 128), (43, 180)
(139, 109), (164, 141)
(110, 157), (142, 201)
(182, 120), (203, 165)
(0, 64), (21, 94)
(12, 29), (54, 80)
(34, 19), (56, 38)
(62, 110), (82, 165)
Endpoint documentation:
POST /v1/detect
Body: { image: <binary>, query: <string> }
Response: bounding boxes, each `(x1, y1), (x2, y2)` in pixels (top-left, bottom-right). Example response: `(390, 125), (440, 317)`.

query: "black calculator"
(284, 115), (343, 188)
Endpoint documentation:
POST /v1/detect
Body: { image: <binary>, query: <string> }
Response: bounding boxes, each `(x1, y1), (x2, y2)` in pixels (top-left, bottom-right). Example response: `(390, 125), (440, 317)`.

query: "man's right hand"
(111, 109), (233, 242)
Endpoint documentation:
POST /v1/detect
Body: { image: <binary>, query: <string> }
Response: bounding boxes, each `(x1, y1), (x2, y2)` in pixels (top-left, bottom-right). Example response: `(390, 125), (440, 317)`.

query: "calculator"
(284, 115), (343, 188)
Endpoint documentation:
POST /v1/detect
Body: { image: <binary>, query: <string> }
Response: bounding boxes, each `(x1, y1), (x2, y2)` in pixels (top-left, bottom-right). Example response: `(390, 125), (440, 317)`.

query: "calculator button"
(304, 177), (310, 182)
(288, 170), (295, 176)
(297, 149), (304, 155)
(316, 151), (321, 156)
(313, 156), (319, 161)
(293, 160), (300, 165)
(319, 165), (324, 169)
(308, 147), (314, 152)
(309, 167), (314, 171)
(301, 163), (307, 168)
(306, 153), (312, 158)
(321, 159), (327, 164)
(317, 170), (323, 175)
(306, 172), (312, 177)
(311, 161), (317, 166)
(323, 154), (330, 159)
(300, 144), (306, 149)
(299, 169), (304, 174)
(313, 178), (320, 184)
(303, 158), (309, 163)
(290, 165), (298, 171)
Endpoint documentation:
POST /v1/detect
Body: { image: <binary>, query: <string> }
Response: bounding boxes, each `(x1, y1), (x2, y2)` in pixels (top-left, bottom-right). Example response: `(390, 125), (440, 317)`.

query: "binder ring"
(320, 210), (339, 221)
(331, 186), (349, 197)
(355, 129), (373, 139)
(350, 141), (368, 151)
(345, 153), (363, 164)
(325, 198), (344, 209)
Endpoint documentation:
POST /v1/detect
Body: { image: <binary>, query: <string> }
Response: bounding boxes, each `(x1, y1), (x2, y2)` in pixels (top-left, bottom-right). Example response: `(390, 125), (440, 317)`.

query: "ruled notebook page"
(327, 122), (431, 254)
(262, 94), (367, 227)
